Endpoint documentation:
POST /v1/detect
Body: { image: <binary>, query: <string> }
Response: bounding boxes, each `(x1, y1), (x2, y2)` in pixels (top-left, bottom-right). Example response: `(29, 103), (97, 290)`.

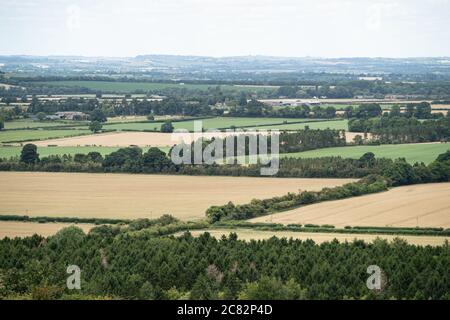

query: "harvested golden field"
(0, 221), (95, 238)
(30, 131), (268, 147)
(251, 183), (450, 228)
(185, 229), (450, 246)
(0, 172), (355, 220)
(31, 131), (177, 147)
(345, 131), (372, 143)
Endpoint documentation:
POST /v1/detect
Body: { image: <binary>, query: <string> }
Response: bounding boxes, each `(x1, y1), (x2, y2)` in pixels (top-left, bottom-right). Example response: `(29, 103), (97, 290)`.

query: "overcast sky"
(1, 0), (449, 57)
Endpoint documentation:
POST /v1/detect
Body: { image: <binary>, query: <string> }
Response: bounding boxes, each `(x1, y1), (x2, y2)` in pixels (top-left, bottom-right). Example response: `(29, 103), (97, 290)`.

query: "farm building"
(54, 111), (88, 120)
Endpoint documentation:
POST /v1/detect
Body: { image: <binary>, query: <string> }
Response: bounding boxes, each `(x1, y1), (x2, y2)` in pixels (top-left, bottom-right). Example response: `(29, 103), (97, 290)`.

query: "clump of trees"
(20, 144), (39, 164)
(160, 121), (174, 133)
(89, 121), (102, 133)
(349, 115), (450, 144)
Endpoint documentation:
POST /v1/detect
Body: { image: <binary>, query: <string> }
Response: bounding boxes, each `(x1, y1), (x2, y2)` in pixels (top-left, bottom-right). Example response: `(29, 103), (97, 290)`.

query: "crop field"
(3, 120), (87, 130)
(0, 221), (95, 239)
(0, 172), (355, 220)
(35, 81), (277, 93)
(103, 117), (316, 132)
(0, 146), (170, 159)
(185, 229), (450, 246)
(281, 142), (450, 164)
(0, 129), (90, 143)
(26, 130), (275, 148)
(28, 132), (179, 147)
(250, 183), (450, 228)
(256, 119), (348, 131)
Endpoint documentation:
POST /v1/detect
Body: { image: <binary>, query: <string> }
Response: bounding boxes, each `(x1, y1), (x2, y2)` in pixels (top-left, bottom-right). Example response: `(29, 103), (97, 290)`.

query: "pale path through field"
(250, 183), (450, 228)
(0, 172), (355, 220)
(0, 221), (95, 238)
(185, 229), (450, 246)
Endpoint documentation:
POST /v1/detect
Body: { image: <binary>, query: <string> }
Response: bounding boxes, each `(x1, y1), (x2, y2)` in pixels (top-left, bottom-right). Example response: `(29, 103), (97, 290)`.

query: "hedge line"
(213, 221), (450, 237)
(0, 214), (130, 225)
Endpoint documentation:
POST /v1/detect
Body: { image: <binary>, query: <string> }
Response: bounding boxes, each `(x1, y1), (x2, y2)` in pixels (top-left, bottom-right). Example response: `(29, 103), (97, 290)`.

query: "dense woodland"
(349, 116), (450, 143)
(0, 226), (449, 300)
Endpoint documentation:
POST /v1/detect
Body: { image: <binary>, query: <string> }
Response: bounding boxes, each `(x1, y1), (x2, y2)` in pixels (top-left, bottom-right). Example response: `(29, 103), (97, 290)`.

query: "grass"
(0, 146), (171, 159)
(35, 81), (277, 93)
(103, 117), (317, 132)
(4, 120), (87, 130)
(282, 142), (450, 164)
(0, 129), (91, 143)
(256, 119), (349, 131)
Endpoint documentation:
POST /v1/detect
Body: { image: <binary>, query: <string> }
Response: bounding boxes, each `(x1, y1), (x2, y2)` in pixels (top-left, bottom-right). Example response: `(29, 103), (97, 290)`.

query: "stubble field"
(0, 172), (355, 220)
(250, 183), (450, 228)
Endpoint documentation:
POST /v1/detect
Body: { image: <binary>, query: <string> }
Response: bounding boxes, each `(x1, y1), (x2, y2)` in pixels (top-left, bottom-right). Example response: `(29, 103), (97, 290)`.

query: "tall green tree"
(20, 144), (39, 164)
(160, 121), (174, 133)
(89, 121), (103, 133)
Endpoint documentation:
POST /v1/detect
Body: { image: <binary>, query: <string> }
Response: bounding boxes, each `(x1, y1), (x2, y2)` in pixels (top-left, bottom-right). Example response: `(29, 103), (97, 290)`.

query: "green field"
(36, 81), (277, 93)
(282, 143), (450, 164)
(103, 117), (318, 131)
(0, 146), (171, 159)
(4, 120), (87, 130)
(256, 119), (348, 131)
(0, 129), (90, 143)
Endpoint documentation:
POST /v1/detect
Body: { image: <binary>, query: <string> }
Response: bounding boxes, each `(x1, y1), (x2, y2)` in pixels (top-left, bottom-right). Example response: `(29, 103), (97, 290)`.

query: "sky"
(1, 0), (450, 58)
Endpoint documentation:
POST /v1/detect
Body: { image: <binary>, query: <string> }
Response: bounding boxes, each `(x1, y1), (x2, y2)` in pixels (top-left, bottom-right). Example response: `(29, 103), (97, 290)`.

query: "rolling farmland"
(102, 117), (320, 131)
(0, 172), (355, 220)
(0, 129), (91, 143)
(250, 183), (450, 228)
(35, 80), (278, 93)
(281, 142), (450, 164)
(0, 221), (95, 239)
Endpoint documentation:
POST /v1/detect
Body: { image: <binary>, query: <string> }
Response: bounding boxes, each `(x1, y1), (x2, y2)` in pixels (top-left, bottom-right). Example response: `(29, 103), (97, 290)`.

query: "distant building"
(358, 76), (383, 81)
(54, 111), (88, 120)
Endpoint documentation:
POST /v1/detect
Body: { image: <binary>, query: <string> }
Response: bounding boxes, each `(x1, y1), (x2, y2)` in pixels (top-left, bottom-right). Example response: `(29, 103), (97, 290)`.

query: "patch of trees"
(160, 121), (174, 133)
(273, 81), (450, 99)
(175, 129), (346, 160)
(349, 116), (450, 143)
(229, 100), (338, 119)
(0, 226), (449, 300)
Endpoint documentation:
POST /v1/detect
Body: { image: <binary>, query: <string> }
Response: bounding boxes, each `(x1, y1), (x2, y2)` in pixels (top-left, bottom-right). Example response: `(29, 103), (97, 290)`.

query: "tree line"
(1, 136), (391, 179)
(349, 115), (450, 143)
